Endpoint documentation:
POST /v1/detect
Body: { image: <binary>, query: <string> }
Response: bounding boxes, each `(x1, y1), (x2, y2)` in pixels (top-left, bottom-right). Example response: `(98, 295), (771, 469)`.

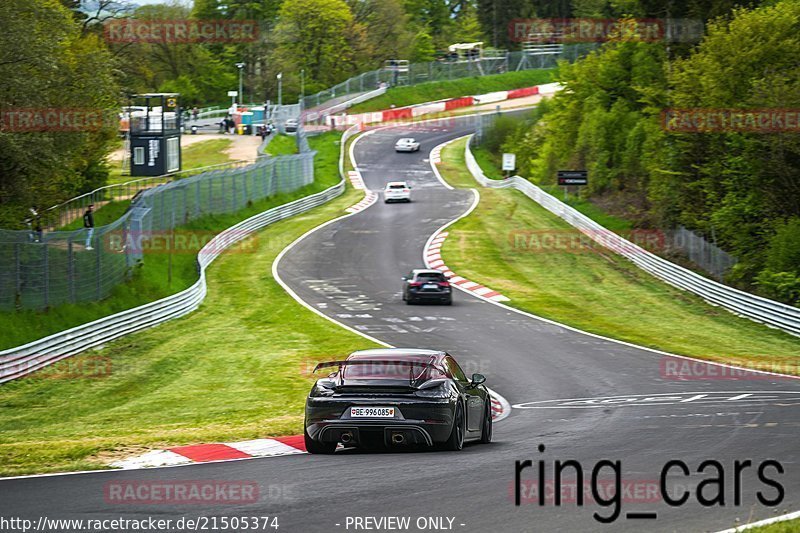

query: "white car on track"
(384, 181), (411, 203)
(394, 138), (420, 152)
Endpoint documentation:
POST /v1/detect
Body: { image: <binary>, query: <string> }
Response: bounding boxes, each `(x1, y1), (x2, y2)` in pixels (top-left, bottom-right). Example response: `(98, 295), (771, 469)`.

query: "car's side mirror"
(470, 373), (486, 387)
(401, 276), (408, 281)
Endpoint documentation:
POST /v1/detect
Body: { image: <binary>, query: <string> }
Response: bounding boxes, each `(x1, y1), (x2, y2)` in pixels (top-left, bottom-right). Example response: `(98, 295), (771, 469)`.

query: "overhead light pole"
(235, 62), (245, 106)
(277, 72), (283, 107)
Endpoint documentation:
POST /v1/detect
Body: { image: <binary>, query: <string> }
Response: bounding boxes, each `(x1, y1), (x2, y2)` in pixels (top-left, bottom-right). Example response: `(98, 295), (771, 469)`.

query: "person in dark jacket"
(83, 205), (95, 250)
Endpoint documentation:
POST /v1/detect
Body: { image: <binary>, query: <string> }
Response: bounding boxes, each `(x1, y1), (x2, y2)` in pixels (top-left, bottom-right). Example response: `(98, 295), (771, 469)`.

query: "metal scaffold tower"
(517, 32), (564, 70)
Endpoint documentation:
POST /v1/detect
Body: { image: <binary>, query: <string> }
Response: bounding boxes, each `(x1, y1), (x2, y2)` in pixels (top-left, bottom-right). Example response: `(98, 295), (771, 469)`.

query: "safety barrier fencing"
(0, 125), (360, 383)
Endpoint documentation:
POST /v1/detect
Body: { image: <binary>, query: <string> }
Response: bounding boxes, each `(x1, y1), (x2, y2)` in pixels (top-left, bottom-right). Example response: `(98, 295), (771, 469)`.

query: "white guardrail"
(464, 136), (800, 337)
(0, 126), (361, 383)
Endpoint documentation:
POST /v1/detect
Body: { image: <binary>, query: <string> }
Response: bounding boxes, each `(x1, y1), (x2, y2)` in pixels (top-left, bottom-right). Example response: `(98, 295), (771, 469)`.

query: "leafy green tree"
(449, 1), (485, 43)
(268, 0), (362, 92)
(349, 0), (412, 64)
(409, 29), (437, 62)
(0, 0), (119, 228)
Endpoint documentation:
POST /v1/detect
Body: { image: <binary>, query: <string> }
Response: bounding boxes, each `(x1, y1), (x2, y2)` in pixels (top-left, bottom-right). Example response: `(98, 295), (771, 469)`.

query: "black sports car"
(402, 269), (452, 305)
(304, 348), (492, 454)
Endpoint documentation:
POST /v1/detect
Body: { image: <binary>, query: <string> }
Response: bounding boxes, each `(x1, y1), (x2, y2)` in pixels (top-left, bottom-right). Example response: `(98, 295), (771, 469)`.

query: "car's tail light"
(402, 188), (409, 192)
(415, 382), (450, 398)
(311, 380), (335, 397)
(409, 282), (423, 287)
(438, 282), (450, 287)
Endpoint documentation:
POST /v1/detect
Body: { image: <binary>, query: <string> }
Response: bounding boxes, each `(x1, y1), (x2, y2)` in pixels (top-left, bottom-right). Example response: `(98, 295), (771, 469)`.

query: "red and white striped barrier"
(472, 90), (509, 105)
(328, 83), (561, 128)
(424, 231), (510, 303)
(111, 436), (307, 469)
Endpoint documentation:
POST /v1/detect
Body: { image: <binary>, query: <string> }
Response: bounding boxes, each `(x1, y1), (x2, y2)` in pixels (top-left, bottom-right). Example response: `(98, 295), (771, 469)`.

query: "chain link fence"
(669, 226), (738, 280)
(0, 149), (315, 311)
(301, 46), (596, 110)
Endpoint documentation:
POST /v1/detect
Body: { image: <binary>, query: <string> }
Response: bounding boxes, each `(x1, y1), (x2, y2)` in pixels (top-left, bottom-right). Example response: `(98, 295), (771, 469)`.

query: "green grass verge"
(347, 69), (555, 113)
(58, 200), (132, 231)
(742, 518), (800, 532)
(265, 134), (299, 156)
(0, 131), (369, 476)
(0, 133), (342, 351)
(438, 137), (800, 371)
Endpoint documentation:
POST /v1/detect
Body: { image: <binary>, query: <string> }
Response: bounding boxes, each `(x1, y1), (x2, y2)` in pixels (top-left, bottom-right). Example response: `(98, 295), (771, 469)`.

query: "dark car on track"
(304, 349), (492, 454)
(402, 269), (452, 305)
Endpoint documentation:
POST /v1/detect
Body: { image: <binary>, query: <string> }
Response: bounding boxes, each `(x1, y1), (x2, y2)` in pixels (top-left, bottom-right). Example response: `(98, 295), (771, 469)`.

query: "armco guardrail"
(0, 127), (359, 383)
(463, 136), (800, 337)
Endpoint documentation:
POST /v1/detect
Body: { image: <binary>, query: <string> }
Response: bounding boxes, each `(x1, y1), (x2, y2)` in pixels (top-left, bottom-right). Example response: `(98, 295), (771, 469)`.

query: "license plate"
(423, 283), (438, 289)
(350, 406), (395, 418)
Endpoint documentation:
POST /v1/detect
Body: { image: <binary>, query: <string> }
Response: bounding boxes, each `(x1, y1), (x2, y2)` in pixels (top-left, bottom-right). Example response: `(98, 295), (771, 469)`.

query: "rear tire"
(443, 402), (465, 451)
(443, 297), (452, 306)
(480, 398), (493, 444)
(304, 428), (336, 454)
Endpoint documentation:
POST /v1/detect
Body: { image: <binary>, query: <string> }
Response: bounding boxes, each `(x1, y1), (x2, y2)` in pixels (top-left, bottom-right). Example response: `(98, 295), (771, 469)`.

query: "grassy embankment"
(264, 134), (299, 156)
(436, 137), (800, 371)
(347, 69), (555, 113)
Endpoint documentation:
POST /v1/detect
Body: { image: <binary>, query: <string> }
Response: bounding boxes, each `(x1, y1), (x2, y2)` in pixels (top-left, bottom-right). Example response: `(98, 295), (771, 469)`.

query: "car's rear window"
(389, 184), (406, 189)
(416, 272), (445, 281)
(342, 359), (446, 381)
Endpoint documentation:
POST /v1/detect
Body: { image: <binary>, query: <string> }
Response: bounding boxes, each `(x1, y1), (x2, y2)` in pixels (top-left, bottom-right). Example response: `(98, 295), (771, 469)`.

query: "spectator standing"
(83, 205), (95, 250)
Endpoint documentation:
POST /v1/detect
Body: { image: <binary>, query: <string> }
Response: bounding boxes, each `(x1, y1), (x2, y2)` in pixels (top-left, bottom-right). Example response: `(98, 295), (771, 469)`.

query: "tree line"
(492, 1), (800, 304)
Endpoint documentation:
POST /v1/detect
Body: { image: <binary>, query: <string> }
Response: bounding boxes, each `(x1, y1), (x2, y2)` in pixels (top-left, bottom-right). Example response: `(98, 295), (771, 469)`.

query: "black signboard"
(557, 170), (588, 186)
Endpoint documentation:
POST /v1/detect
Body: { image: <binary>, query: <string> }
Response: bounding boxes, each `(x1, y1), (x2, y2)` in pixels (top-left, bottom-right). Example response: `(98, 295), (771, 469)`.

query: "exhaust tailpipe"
(391, 432), (406, 445)
(341, 432), (353, 443)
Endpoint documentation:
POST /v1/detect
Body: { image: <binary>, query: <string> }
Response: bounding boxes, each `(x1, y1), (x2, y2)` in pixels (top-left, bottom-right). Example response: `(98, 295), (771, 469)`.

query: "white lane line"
(715, 510), (800, 533)
(110, 450), (192, 470)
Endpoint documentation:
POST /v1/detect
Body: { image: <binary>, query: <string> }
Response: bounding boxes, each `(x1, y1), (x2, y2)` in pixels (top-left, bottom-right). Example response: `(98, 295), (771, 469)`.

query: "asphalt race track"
(2, 115), (799, 532)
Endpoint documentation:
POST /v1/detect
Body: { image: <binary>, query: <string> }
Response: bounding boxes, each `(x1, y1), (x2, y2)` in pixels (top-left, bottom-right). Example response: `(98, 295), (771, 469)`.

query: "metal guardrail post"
(14, 243), (21, 307)
(43, 243), (49, 308)
(95, 240), (102, 300)
(68, 237), (75, 302)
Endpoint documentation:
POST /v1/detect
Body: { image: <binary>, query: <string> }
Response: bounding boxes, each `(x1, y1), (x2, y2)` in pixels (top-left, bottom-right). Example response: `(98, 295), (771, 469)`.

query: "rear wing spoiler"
(313, 360), (437, 373)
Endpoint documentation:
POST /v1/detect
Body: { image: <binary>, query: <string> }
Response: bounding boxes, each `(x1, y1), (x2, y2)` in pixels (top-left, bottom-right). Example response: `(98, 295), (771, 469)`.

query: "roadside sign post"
(557, 170), (588, 200)
(502, 153), (516, 179)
